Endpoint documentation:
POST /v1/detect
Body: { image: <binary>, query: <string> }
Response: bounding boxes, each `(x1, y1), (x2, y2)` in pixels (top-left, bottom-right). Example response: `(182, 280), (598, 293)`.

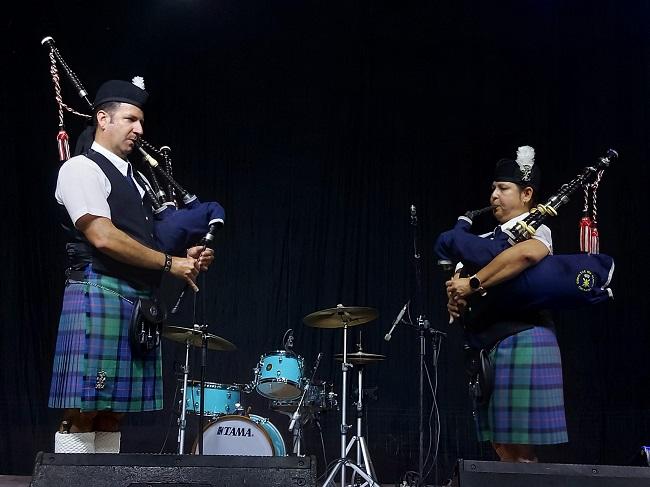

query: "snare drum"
(254, 350), (304, 400)
(185, 381), (241, 417)
(271, 381), (338, 414)
(193, 414), (286, 456)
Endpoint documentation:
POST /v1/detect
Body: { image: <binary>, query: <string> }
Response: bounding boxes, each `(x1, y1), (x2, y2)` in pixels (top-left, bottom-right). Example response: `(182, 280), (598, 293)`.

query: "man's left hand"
(187, 246), (215, 272)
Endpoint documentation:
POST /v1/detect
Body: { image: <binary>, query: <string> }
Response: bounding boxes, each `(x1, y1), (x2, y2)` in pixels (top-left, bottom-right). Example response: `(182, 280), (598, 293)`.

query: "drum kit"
(162, 304), (384, 486)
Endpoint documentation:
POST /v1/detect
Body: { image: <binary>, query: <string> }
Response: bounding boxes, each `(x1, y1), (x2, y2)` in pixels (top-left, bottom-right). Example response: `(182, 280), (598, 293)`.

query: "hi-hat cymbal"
(303, 305), (379, 328)
(163, 326), (237, 351)
(334, 351), (386, 365)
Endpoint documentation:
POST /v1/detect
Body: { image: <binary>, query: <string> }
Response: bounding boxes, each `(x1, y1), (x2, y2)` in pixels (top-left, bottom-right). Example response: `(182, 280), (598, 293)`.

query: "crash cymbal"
(303, 305), (378, 328)
(334, 351), (385, 365)
(163, 325), (237, 351)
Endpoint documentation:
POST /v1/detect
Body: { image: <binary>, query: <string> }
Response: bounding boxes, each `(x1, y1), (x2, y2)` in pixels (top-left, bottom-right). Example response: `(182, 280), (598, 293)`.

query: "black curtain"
(2, 1), (649, 483)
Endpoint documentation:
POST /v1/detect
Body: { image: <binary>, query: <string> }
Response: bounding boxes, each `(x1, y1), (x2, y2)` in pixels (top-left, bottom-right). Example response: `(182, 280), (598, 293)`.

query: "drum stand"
(349, 363), (377, 486)
(175, 323), (210, 455)
(197, 324), (209, 455)
(322, 322), (378, 487)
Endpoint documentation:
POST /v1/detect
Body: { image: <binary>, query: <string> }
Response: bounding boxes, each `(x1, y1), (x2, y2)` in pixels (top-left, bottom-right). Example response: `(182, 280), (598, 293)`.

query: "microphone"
(289, 393), (305, 431)
(384, 300), (409, 341)
(411, 204), (417, 226)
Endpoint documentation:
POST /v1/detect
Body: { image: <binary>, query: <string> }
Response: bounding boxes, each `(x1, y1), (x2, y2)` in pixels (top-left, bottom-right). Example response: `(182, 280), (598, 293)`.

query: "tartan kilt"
(477, 326), (568, 445)
(48, 266), (163, 412)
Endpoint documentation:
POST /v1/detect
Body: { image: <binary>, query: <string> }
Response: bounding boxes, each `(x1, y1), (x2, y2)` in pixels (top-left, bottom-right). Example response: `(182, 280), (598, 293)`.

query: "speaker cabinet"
(31, 452), (316, 487)
(453, 459), (650, 487)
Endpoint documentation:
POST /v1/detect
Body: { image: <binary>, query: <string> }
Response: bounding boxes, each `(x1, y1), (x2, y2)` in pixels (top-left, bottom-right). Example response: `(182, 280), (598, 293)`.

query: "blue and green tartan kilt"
(477, 326), (568, 445)
(48, 266), (163, 412)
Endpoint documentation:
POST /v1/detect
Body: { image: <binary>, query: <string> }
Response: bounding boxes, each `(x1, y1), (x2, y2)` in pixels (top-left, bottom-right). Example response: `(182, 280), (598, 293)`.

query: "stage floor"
(0, 477), (30, 487)
(0, 477), (414, 487)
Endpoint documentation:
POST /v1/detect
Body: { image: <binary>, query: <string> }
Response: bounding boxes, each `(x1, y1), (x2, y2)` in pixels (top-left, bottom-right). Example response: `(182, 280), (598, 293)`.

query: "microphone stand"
(289, 352), (323, 456)
(383, 206), (431, 485)
(412, 204), (426, 487)
(411, 205), (443, 487)
(385, 205), (434, 486)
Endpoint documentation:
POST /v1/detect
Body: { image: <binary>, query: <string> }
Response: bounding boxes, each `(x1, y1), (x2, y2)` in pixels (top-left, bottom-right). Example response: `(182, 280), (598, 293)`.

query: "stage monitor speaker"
(453, 459), (650, 487)
(31, 452), (316, 487)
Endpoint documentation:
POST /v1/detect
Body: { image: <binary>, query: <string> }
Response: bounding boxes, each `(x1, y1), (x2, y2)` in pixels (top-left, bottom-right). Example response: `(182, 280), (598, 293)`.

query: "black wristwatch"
(469, 274), (487, 296)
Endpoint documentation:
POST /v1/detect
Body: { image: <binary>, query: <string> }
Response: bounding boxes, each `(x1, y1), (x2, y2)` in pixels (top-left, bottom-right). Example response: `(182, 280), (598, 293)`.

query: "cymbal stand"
(176, 336), (192, 453)
(194, 265), (210, 455)
(289, 352), (323, 456)
(348, 361), (377, 486)
(322, 314), (378, 487)
(197, 323), (209, 455)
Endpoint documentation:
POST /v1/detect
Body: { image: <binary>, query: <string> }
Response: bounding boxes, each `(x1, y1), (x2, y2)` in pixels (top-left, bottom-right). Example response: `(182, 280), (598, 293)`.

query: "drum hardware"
(334, 351), (386, 365)
(161, 324), (237, 454)
(270, 379), (338, 458)
(287, 352), (323, 456)
(304, 304), (380, 487)
(303, 305), (378, 329)
(270, 380), (337, 415)
(334, 336), (384, 486)
(163, 325), (237, 351)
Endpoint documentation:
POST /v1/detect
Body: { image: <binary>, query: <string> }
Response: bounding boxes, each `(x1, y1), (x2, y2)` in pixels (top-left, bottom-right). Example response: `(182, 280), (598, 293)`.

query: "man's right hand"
(447, 295), (467, 322)
(170, 256), (200, 291)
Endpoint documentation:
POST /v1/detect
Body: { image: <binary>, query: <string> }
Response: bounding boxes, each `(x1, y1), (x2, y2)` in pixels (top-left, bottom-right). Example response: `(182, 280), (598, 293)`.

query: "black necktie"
(126, 164), (140, 196)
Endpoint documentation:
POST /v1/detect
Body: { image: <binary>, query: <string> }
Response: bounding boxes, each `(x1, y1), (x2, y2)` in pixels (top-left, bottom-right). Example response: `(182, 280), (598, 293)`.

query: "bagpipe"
(41, 36), (225, 256)
(434, 149), (617, 320)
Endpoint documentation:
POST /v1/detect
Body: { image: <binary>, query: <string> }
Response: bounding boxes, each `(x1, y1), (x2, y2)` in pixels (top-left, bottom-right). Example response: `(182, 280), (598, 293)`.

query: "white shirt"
(482, 212), (553, 254)
(55, 141), (147, 226)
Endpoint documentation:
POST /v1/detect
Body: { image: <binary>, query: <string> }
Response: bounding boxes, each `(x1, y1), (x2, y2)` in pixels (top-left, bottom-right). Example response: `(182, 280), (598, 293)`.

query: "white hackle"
(132, 76), (145, 90)
(516, 145), (535, 181)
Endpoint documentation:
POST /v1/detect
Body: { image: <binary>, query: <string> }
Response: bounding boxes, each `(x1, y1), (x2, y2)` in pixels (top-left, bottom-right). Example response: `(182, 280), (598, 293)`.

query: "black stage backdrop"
(2, 1), (649, 483)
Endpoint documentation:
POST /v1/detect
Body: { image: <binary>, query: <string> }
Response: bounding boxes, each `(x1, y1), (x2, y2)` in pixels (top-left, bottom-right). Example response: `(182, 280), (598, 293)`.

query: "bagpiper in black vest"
(60, 149), (162, 289)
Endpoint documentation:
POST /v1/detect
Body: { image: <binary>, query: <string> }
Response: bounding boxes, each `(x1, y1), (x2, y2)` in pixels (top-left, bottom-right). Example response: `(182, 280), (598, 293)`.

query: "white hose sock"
(54, 432), (96, 453)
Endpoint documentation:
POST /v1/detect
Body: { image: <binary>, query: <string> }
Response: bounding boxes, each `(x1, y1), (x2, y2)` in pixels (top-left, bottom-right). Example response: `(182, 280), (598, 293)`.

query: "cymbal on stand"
(163, 325), (237, 351)
(334, 351), (385, 365)
(303, 305), (378, 328)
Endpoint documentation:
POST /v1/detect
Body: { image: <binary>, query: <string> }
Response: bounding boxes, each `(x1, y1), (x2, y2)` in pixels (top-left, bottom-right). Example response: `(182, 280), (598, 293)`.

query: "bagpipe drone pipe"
(41, 36), (225, 256)
(434, 149), (617, 320)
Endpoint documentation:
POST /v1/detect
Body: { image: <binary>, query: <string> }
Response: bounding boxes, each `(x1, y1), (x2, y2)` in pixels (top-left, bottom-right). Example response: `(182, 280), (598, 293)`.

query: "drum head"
(193, 415), (275, 456)
(260, 350), (302, 360)
(256, 380), (302, 400)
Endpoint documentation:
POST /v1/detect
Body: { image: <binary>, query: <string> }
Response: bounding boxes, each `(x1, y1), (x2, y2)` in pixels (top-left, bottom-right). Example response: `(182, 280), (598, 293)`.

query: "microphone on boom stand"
(384, 300), (410, 341)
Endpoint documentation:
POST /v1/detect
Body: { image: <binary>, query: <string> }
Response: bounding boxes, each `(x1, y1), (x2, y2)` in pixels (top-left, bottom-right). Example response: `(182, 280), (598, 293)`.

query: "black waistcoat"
(60, 149), (162, 289)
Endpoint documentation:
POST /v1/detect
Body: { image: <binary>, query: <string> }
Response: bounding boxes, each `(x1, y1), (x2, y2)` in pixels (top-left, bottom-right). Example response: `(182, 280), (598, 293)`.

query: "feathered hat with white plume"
(494, 145), (541, 191)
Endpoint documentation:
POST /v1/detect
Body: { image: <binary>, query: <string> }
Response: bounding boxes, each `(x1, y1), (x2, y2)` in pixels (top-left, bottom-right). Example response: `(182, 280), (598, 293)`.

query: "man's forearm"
(79, 215), (166, 270)
(476, 239), (548, 288)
